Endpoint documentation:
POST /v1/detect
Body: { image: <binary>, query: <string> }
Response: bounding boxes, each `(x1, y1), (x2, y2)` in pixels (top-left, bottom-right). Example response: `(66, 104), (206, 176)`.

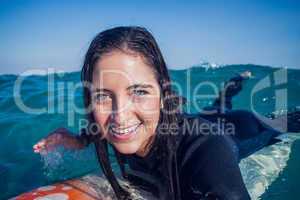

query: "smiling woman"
(77, 26), (185, 199)
(30, 26), (299, 200)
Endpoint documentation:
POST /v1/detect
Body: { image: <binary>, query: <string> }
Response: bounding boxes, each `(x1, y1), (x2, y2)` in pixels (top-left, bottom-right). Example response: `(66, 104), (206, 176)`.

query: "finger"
(33, 145), (43, 150)
(36, 141), (46, 148)
(34, 146), (42, 153)
(33, 144), (42, 150)
(34, 149), (40, 153)
(39, 140), (46, 145)
(33, 141), (47, 152)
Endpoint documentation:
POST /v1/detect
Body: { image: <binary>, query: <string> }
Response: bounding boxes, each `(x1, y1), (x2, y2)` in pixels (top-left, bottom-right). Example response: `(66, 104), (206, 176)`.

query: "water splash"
(240, 134), (300, 199)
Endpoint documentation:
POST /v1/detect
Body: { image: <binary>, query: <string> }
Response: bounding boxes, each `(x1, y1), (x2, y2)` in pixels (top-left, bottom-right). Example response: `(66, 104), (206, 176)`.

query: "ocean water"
(0, 64), (299, 199)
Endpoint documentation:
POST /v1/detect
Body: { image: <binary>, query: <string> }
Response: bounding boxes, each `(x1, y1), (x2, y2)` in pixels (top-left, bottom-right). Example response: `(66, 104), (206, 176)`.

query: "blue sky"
(0, 0), (299, 74)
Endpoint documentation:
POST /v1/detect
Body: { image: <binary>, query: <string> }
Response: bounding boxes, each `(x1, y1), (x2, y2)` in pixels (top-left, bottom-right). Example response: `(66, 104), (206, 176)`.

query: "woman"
(33, 26), (298, 200)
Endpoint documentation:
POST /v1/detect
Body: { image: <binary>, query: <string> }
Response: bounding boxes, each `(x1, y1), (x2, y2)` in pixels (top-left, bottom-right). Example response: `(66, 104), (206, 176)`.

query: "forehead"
(93, 51), (158, 87)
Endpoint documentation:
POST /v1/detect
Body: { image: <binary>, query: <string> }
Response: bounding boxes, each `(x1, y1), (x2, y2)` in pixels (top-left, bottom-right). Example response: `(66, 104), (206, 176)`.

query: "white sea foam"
(240, 134), (299, 200)
(81, 174), (158, 200)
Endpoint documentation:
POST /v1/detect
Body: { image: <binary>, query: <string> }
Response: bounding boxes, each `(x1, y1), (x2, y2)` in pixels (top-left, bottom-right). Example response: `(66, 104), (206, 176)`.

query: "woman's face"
(92, 51), (161, 156)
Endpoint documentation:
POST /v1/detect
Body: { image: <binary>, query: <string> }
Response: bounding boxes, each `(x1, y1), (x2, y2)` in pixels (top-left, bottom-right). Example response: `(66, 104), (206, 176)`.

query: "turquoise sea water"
(0, 64), (299, 199)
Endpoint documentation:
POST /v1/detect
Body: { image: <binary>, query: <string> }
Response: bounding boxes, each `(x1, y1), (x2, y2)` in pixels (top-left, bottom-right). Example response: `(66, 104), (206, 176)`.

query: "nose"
(110, 95), (134, 126)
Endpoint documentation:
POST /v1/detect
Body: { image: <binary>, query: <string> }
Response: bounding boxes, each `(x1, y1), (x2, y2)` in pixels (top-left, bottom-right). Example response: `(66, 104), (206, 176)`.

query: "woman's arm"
(211, 71), (252, 110)
(75, 128), (100, 147)
(33, 128), (100, 153)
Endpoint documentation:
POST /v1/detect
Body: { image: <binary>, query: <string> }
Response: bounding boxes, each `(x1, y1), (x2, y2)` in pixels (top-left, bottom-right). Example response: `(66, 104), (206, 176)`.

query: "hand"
(240, 71), (252, 79)
(33, 128), (84, 154)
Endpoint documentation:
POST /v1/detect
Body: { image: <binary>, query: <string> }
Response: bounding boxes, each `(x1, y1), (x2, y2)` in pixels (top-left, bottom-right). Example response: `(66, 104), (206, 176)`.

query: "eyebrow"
(126, 84), (154, 90)
(92, 84), (154, 93)
(92, 88), (111, 93)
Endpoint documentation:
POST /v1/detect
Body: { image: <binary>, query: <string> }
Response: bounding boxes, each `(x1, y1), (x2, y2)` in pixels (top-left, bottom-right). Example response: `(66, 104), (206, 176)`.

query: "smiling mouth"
(109, 123), (142, 140)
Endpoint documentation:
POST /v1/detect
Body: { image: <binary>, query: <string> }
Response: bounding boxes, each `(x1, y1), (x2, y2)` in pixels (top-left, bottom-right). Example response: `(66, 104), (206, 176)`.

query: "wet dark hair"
(81, 26), (184, 200)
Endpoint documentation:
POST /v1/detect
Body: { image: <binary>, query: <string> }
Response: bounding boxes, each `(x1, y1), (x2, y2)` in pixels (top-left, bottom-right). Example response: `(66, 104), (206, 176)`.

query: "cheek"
(135, 98), (161, 132)
(93, 110), (110, 135)
(135, 96), (161, 116)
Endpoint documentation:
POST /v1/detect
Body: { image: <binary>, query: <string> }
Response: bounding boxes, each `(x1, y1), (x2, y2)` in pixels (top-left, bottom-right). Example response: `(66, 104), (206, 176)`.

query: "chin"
(112, 142), (141, 155)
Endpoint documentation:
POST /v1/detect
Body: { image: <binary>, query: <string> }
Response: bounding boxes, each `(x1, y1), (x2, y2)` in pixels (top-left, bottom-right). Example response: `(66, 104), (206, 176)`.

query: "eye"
(94, 93), (111, 103)
(132, 89), (149, 96)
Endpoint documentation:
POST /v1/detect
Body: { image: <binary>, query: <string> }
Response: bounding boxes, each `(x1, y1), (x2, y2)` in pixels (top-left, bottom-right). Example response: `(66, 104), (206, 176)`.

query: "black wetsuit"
(122, 109), (283, 200)
(123, 114), (249, 200)
(79, 74), (284, 200)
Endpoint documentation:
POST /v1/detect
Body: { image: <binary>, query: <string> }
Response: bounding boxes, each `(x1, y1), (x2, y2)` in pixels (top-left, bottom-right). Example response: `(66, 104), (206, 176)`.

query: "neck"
(135, 135), (156, 157)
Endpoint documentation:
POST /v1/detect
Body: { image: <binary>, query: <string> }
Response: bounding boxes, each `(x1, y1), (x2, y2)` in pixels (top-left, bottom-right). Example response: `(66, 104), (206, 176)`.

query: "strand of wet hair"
(95, 139), (131, 199)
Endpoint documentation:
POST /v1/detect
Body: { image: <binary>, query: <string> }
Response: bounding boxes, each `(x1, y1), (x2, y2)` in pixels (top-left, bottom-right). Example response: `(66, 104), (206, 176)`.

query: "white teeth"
(110, 124), (140, 135)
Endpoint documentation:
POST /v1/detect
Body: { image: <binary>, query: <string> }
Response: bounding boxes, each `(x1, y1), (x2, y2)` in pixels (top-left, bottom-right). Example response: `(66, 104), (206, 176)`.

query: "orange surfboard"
(12, 174), (157, 200)
(13, 175), (116, 200)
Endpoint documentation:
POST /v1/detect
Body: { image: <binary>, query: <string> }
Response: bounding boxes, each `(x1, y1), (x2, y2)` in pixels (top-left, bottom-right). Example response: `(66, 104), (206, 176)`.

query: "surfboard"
(11, 174), (157, 200)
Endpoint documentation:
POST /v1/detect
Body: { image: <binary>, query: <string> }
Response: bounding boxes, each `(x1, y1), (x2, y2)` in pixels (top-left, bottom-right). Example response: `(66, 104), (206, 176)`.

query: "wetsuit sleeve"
(180, 135), (250, 200)
(75, 128), (100, 147)
(212, 75), (248, 110)
(224, 75), (246, 97)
